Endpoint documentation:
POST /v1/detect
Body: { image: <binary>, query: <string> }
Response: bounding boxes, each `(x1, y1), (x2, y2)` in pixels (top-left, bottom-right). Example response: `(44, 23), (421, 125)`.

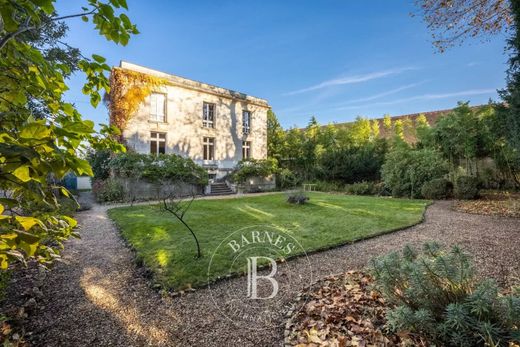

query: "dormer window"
(150, 93), (166, 122)
(242, 110), (251, 134)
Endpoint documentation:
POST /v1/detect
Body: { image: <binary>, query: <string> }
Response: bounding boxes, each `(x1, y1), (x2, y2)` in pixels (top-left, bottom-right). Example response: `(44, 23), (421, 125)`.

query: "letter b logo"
(246, 257), (278, 300)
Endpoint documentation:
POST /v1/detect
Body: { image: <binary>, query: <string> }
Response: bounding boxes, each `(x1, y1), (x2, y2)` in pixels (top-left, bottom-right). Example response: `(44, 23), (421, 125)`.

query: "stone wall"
(229, 175), (276, 193)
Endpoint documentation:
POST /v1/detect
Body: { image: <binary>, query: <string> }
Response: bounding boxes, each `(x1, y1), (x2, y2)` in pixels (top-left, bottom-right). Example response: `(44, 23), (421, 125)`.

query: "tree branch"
(0, 8), (97, 51)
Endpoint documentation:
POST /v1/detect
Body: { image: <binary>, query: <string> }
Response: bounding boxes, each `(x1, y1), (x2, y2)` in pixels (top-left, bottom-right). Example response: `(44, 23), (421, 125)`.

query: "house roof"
(117, 61), (270, 108)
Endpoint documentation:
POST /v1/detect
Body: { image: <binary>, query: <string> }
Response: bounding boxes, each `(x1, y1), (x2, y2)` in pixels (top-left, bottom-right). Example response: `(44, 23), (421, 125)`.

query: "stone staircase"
(209, 182), (234, 196)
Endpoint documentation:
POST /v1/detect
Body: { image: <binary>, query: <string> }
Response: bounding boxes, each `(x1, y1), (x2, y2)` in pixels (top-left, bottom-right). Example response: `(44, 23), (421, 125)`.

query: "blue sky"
(56, 0), (509, 129)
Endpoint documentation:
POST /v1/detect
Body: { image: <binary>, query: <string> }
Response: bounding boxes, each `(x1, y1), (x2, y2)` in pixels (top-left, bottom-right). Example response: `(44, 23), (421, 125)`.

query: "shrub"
(287, 191), (309, 205)
(319, 139), (388, 184)
(277, 168), (300, 189)
(454, 175), (480, 200)
(87, 149), (113, 181)
(314, 180), (343, 192)
(381, 145), (448, 198)
(109, 153), (208, 186)
(57, 197), (79, 216)
(371, 243), (520, 346)
(420, 178), (452, 199)
(233, 158), (278, 183)
(344, 181), (381, 195)
(24, 195), (79, 217)
(92, 179), (124, 202)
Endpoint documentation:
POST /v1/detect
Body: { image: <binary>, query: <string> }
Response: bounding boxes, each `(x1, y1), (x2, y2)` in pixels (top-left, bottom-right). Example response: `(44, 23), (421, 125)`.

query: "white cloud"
(332, 81), (426, 110)
(336, 88), (497, 110)
(284, 66), (417, 95)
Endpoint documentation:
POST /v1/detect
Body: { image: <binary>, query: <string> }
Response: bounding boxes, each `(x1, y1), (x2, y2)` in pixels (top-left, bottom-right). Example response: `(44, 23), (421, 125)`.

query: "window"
(242, 141), (251, 159)
(203, 137), (215, 160)
(242, 110), (251, 134)
(203, 102), (215, 128)
(150, 132), (166, 154)
(150, 93), (166, 122)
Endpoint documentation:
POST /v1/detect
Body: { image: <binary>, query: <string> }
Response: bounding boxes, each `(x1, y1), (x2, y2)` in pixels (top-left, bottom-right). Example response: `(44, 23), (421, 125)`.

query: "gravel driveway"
(6, 198), (520, 347)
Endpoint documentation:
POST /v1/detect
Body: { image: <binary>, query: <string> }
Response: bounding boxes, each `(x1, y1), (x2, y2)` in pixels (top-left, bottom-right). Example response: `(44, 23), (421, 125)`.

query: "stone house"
(111, 61), (270, 180)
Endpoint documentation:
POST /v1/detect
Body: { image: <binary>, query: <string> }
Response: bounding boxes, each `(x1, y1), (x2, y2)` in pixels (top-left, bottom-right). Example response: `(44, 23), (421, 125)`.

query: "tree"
(430, 103), (488, 176)
(301, 117), (321, 180)
(349, 116), (371, 145)
(383, 114), (392, 130)
(0, 1), (137, 269)
(266, 109), (285, 164)
(381, 144), (448, 198)
(22, 17), (81, 119)
(394, 119), (405, 140)
(414, 0), (512, 52)
(162, 192), (201, 259)
(498, 0), (520, 186)
(370, 119), (380, 140)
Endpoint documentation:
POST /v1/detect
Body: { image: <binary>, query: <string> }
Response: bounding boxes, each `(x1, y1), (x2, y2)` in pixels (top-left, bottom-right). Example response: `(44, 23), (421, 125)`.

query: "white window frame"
(242, 110), (251, 134)
(242, 141), (251, 159)
(150, 131), (166, 155)
(203, 137), (215, 160)
(203, 102), (215, 128)
(150, 93), (166, 123)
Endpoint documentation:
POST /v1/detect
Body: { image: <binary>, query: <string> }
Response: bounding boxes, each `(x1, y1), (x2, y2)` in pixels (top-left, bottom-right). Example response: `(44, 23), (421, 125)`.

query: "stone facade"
(112, 61), (270, 179)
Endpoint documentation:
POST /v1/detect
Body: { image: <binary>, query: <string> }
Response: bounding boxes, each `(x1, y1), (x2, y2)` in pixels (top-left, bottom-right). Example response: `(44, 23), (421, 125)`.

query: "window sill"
(148, 120), (168, 125)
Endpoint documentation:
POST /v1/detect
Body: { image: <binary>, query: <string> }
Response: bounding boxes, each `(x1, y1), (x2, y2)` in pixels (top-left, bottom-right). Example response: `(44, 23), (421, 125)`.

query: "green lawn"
(107, 192), (429, 290)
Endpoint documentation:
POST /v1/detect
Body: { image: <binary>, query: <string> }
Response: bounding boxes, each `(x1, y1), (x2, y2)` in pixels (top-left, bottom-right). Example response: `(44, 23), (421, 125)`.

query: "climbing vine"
(107, 68), (168, 131)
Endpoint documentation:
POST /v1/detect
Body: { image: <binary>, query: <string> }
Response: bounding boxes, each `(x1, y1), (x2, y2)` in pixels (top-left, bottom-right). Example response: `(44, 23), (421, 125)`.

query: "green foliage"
(498, 0), (520, 187)
(313, 180), (344, 192)
(232, 158), (278, 184)
(454, 176), (480, 200)
(92, 179), (124, 203)
(421, 178), (452, 200)
(371, 243), (520, 346)
(286, 190), (309, 205)
(428, 103), (489, 176)
(87, 149), (113, 181)
(267, 110), (285, 164)
(320, 139), (388, 184)
(344, 181), (383, 196)
(276, 168), (300, 190)
(277, 116), (388, 184)
(0, 0), (136, 269)
(381, 144), (449, 198)
(108, 152), (208, 186)
(486, 103), (520, 187)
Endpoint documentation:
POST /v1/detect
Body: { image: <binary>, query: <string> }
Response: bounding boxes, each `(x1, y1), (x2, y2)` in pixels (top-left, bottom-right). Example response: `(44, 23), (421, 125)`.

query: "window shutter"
(157, 94), (165, 116)
(150, 94), (157, 115)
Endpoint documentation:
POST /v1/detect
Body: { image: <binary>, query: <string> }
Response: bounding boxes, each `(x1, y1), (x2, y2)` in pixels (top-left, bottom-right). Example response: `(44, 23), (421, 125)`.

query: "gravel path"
(8, 199), (520, 346)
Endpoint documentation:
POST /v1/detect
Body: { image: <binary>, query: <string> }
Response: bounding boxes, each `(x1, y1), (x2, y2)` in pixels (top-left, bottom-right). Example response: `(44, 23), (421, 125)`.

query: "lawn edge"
(106, 199), (433, 295)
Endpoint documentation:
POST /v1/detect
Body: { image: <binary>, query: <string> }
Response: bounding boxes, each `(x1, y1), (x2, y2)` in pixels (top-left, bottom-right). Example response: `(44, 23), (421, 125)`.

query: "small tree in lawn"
(162, 186), (201, 259)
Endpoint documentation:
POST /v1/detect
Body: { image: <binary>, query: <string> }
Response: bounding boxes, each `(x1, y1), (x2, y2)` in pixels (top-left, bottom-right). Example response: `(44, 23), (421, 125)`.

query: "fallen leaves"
(285, 271), (413, 347)
(454, 191), (520, 218)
